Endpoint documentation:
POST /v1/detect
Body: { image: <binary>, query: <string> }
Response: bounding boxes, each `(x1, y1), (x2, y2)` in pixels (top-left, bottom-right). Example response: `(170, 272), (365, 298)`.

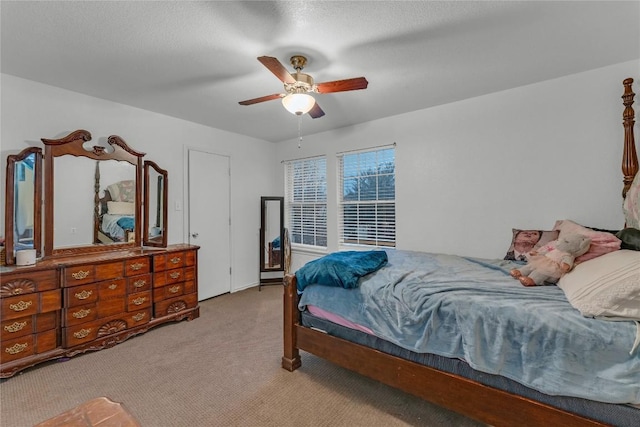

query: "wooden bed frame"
(282, 78), (638, 427)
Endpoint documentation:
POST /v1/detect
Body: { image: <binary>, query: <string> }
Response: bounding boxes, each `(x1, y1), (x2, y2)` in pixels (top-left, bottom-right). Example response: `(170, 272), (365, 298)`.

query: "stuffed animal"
(510, 233), (591, 286)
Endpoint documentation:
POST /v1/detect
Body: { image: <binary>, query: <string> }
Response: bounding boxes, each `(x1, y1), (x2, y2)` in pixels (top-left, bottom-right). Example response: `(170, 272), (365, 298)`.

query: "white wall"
(1, 74), (278, 291)
(275, 61), (640, 271)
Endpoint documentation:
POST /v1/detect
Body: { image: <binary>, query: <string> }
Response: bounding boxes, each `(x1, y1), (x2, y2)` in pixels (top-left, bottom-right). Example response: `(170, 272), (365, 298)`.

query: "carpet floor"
(0, 285), (483, 426)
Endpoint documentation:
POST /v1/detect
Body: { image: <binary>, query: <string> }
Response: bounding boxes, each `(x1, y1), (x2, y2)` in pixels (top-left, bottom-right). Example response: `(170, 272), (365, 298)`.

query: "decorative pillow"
(557, 250), (640, 320)
(616, 227), (640, 251)
(553, 219), (621, 263)
(107, 180), (135, 203)
(107, 201), (135, 216)
(623, 171), (640, 229)
(295, 251), (388, 292)
(503, 229), (559, 261)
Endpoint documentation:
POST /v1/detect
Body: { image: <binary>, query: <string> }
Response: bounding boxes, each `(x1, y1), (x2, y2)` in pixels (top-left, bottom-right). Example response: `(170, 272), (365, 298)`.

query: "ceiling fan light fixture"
(282, 93), (315, 115)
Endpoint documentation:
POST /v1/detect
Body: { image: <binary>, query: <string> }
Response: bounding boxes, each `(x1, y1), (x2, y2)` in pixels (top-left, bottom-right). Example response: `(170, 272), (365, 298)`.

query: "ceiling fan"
(239, 55), (369, 118)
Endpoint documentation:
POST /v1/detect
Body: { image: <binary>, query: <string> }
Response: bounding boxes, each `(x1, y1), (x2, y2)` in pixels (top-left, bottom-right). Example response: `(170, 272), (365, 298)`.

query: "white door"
(188, 149), (231, 300)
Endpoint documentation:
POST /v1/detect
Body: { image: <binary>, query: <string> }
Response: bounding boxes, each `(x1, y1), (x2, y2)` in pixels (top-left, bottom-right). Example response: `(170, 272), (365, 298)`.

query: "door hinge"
(229, 267), (232, 275)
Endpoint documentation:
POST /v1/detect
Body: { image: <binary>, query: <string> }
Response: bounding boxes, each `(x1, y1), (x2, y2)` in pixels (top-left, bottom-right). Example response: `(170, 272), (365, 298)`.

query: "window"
(339, 147), (395, 247)
(284, 157), (327, 248)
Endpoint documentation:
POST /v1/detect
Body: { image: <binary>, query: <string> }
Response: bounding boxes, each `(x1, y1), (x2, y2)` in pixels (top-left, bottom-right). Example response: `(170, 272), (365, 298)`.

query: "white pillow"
(558, 250), (640, 320)
(107, 201), (135, 216)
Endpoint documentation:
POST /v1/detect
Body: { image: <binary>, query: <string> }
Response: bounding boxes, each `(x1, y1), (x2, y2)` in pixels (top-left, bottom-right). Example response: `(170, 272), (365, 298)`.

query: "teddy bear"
(510, 233), (591, 286)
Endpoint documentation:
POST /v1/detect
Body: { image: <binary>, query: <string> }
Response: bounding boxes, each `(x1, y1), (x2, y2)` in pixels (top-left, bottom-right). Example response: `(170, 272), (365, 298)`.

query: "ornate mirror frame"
(41, 129), (145, 257)
(143, 160), (168, 248)
(4, 147), (43, 265)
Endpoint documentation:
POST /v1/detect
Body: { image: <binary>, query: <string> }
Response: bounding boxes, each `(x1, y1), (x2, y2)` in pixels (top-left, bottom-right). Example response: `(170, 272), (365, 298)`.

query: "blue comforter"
(298, 249), (640, 404)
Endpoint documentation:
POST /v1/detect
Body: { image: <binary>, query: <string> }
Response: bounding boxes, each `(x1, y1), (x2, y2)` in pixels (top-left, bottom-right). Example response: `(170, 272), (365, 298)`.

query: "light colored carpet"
(0, 285), (483, 426)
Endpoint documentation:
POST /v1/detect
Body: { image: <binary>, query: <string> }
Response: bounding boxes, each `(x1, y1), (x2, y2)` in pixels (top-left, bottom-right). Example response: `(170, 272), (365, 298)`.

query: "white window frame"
(284, 156), (327, 250)
(338, 146), (396, 248)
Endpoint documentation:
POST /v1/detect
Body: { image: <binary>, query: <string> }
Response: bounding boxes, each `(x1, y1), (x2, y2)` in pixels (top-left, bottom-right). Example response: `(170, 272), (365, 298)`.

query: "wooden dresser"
(0, 244), (199, 378)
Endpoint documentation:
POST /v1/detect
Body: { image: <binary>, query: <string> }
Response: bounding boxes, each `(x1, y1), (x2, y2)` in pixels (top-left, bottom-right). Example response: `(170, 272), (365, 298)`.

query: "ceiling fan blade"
(258, 56), (296, 84)
(308, 101), (325, 119)
(238, 93), (283, 106)
(316, 77), (369, 94)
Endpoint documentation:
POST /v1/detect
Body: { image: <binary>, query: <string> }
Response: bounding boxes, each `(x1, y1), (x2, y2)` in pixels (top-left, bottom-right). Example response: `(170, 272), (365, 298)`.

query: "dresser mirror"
(42, 129), (145, 257)
(4, 147), (43, 265)
(143, 160), (168, 247)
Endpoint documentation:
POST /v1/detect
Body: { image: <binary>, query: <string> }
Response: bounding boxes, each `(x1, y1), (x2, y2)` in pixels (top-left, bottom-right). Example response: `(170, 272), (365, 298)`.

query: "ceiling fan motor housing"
(284, 72), (315, 94)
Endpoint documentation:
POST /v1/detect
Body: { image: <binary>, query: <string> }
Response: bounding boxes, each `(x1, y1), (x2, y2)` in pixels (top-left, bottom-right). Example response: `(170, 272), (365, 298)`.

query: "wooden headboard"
(622, 77), (638, 199)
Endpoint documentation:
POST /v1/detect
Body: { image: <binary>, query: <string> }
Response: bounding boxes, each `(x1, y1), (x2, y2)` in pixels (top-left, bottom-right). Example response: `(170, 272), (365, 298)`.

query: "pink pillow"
(552, 220), (621, 263)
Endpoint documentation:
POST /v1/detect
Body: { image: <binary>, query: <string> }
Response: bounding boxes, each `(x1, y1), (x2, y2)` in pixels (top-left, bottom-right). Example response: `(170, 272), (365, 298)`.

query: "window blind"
(284, 156), (327, 248)
(338, 147), (395, 247)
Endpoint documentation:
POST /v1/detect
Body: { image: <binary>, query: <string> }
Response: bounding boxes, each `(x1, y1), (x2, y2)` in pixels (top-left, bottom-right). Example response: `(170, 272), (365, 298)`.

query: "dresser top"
(1, 244), (198, 273)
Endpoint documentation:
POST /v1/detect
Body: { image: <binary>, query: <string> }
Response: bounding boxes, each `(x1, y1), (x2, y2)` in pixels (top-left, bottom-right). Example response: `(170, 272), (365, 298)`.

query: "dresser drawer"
(64, 316), (128, 348)
(64, 265), (96, 286)
(125, 308), (151, 328)
(65, 284), (98, 308)
(64, 304), (98, 327)
(2, 293), (39, 318)
(1, 269), (58, 295)
(127, 291), (151, 311)
(153, 283), (185, 303)
(97, 298), (126, 318)
(98, 278), (127, 300)
(127, 274), (152, 293)
(154, 293), (198, 318)
(2, 315), (33, 340)
(0, 328), (58, 364)
(1, 334), (35, 363)
(125, 258), (150, 276)
(153, 250), (196, 272)
(95, 261), (124, 281)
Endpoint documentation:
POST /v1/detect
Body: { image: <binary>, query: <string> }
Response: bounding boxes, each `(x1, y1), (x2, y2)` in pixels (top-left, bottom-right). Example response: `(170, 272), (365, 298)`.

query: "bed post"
(282, 274), (301, 371)
(622, 78), (638, 199)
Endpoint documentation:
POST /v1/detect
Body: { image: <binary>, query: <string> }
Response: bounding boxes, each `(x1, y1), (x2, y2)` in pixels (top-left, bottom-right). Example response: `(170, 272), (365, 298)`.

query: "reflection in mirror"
(143, 160), (168, 247)
(51, 157), (136, 248)
(4, 147), (42, 265)
(260, 196), (284, 269)
(263, 200), (282, 270)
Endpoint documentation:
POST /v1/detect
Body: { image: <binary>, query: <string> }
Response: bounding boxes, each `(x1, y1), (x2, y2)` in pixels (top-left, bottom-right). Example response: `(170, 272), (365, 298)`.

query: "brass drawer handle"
(9, 300), (32, 312)
(72, 270), (90, 280)
(73, 328), (91, 339)
(169, 272), (181, 279)
(169, 286), (180, 294)
(132, 312), (146, 322)
(132, 296), (147, 306)
(130, 262), (145, 271)
(72, 308), (92, 319)
(75, 290), (93, 300)
(108, 283), (118, 290)
(5, 342), (28, 355)
(170, 256), (181, 264)
(4, 321), (27, 333)
(133, 279), (146, 288)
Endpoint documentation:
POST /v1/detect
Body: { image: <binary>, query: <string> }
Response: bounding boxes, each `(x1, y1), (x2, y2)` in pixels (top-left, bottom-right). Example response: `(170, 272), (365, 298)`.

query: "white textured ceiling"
(2, 1), (639, 143)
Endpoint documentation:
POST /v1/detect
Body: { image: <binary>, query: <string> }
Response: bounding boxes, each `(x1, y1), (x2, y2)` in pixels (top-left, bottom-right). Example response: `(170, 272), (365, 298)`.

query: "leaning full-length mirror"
(4, 147), (42, 265)
(143, 160), (168, 247)
(260, 196), (284, 273)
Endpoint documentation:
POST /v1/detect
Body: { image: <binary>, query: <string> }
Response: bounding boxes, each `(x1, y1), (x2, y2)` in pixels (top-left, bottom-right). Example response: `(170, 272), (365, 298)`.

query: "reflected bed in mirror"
(42, 130), (145, 257)
(4, 147), (42, 265)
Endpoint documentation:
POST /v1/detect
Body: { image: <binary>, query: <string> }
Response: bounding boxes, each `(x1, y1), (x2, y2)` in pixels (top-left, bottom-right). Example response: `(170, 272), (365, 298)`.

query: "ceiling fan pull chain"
(298, 114), (303, 148)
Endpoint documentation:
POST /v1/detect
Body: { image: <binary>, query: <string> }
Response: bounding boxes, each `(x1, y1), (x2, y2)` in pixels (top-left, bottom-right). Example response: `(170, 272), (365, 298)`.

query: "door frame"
(183, 145), (232, 293)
